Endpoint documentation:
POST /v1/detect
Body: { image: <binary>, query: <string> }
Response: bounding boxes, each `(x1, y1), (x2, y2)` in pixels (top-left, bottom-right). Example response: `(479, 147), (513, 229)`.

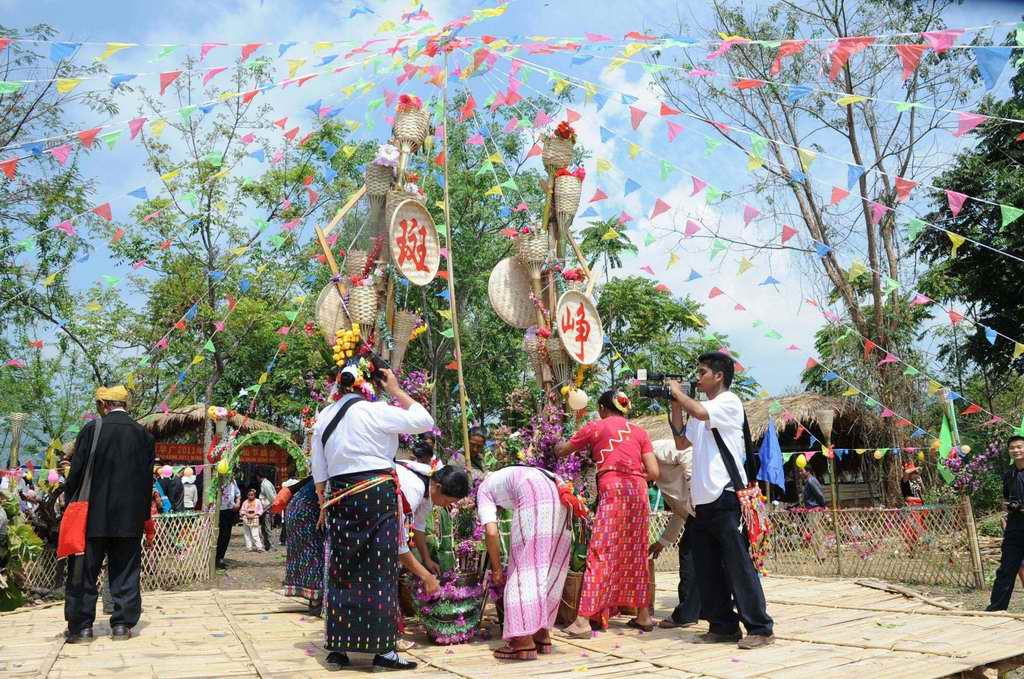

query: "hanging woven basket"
(348, 286), (378, 326)
(345, 250), (368, 279)
(523, 333), (545, 388)
(394, 109), (430, 149)
(390, 310), (421, 374)
(514, 229), (550, 277)
(554, 174), (582, 232)
(546, 337), (572, 385)
(542, 136), (574, 173)
(316, 283), (351, 346)
(366, 163), (394, 207)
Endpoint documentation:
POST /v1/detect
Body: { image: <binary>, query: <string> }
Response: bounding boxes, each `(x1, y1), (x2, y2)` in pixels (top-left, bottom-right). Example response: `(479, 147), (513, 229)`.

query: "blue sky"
(4, 0), (1023, 402)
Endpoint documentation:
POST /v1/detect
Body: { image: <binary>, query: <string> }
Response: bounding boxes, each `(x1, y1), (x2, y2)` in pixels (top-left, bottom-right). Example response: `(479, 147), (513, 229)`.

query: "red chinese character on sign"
(396, 218), (429, 272)
(573, 303), (591, 361)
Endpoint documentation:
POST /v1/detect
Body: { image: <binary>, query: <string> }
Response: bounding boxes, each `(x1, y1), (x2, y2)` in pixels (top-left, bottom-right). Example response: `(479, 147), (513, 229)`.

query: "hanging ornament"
(873, 450), (884, 460)
(795, 453), (807, 469)
(567, 389), (589, 412)
(217, 459), (230, 475)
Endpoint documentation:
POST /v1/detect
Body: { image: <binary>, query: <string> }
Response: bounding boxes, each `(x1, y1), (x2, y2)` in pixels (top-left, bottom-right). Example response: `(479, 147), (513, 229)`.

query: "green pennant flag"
(367, 97), (384, 112)
(100, 129), (123, 150)
(179, 105), (197, 124)
(254, 218), (270, 232)
(1001, 204), (1024, 227)
(138, 356), (151, 367)
(864, 397), (878, 408)
(101, 275), (120, 287)
(902, 365), (920, 376)
(768, 400), (783, 414)
(153, 44), (181, 60)
(285, 310), (299, 322)
(500, 178), (518, 191)
(764, 329), (783, 340)
(937, 412), (955, 483)
(705, 186), (723, 203)
(906, 218), (925, 240)
(644, 233), (656, 246)
(204, 339), (215, 352)
(750, 134), (768, 158)
(884, 276), (900, 294)
(709, 238), (727, 259)
(895, 102), (921, 112)
(0, 81), (24, 94)
(704, 138), (723, 157)
(16, 238), (33, 252)
(268, 235), (284, 248)
(702, 331), (718, 342)
(476, 160), (493, 175)
(752, 319), (764, 328)
(204, 151), (223, 167)
(660, 160), (674, 181)
(182, 192), (199, 208)
(440, 327), (455, 339)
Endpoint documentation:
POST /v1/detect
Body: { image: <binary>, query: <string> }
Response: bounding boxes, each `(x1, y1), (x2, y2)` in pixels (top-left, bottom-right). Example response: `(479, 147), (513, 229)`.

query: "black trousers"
(64, 536), (142, 633)
(691, 492), (773, 636)
(988, 522), (1024, 611)
(670, 518), (702, 624)
(260, 510), (273, 551)
(217, 509), (236, 562)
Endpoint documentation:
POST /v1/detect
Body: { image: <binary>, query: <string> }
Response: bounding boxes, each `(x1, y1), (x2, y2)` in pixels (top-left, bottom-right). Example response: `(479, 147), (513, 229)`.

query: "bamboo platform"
(3, 573), (1024, 679)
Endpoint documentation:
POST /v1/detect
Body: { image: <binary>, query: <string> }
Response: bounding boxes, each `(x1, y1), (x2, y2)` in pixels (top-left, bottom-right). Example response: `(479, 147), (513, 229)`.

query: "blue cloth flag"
(599, 126), (615, 143)
(50, 42), (79, 63)
(813, 241), (832, 258)
(686, 269), (702, 282)
(786, 84), (813, 103)
(975, 47), (1011, 91)
(623, 178), (641, 196)
(594, 93), (608, 111)
(757, 417), (786, 492)
(278, 42), (297, 56)
(110, 74), (137, 89)
(128, 187), (149, 200)
(847, 164), (865, 189)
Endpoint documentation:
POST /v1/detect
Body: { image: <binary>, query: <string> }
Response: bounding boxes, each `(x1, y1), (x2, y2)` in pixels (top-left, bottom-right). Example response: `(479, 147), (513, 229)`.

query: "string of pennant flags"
(469, 53), (1024, 361)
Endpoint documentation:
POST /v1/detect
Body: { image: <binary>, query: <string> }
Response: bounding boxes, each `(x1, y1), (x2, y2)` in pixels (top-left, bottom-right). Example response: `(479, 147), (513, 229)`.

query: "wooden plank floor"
(3, 574), (1024, 678)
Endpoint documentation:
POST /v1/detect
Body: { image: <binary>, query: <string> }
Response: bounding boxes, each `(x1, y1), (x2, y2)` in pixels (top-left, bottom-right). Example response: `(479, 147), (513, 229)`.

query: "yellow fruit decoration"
(216, 459), (230, 474)
(795, 454), (807, 469)
(873, 450), (884, 460)
(916, 451), (925, 462)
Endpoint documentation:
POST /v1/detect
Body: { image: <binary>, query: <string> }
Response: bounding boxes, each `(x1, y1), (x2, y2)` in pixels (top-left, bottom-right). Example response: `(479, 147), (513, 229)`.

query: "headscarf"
(95, 385), (128, 402)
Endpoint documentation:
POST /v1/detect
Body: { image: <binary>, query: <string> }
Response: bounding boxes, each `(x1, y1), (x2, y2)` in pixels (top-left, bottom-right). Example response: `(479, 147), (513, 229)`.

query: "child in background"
(240, 488), (264, 552)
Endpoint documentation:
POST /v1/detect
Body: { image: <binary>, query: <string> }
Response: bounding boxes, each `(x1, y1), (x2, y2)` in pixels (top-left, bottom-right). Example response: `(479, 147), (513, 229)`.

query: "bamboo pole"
(322, 185), (367, 237)
(441, 51), (473, 470)
(945, 394), (986, 589)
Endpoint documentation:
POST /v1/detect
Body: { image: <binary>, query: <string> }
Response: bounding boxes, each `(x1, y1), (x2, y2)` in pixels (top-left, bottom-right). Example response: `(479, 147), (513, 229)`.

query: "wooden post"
(828, 453), (843, 577)
(322, 185), (367, 237)
(944, 394), (985, 588)
(441, 51), (473, 469)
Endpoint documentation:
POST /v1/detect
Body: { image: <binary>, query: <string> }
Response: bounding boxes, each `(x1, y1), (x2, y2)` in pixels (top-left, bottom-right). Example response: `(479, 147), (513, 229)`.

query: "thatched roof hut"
(635, 392), (888, 449)
(137, 405), (292, 441)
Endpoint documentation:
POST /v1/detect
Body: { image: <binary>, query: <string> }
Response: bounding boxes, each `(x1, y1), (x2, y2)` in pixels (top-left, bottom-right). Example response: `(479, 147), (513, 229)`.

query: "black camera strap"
(320, 394), (364, 448)
(710, 412), (756, 492)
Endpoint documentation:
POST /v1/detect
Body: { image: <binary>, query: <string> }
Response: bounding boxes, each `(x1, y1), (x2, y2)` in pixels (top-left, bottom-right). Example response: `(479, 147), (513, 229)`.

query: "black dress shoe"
(63, 627), (94, 644)
(325, 652), (350, 670)
(372, 654), (417, 671)
(111, 624), (132, 641)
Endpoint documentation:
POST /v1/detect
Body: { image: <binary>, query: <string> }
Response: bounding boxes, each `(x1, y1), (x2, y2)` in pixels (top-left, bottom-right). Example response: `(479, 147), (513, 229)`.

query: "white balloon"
(567, 389), (589, 411)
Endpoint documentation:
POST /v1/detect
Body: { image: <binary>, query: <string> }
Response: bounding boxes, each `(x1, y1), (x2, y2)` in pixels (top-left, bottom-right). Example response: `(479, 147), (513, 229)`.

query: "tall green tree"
(578, 219), (637, 282)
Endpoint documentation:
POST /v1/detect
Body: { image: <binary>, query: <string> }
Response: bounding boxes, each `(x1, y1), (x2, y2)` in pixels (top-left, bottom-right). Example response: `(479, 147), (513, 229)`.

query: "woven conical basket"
(554, 174), (582, 232)
(345, 250), (368, 278)
(394, 109), (430, 149)
(390, 310), (421, 374)
(515, 229), (549, 277)
(348, 286), (378, 326)
(546, 337), (572, 385)
(542, 136), (574, 173)
(366, 163), (394, 213)
(523, 333), (545, 388)
(316, 283), (350, 346)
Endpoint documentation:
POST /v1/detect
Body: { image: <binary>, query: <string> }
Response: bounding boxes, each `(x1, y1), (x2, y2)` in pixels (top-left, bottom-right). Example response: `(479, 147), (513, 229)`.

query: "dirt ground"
(182, 523), (290, 592)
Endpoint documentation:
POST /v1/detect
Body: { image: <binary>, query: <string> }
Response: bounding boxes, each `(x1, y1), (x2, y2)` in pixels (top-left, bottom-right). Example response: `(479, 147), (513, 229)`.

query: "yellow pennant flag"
(927, 380), (942, 395)
(126, 373), (136, 390)
(746, 154), (763, 171)
(602, 228), (620, 241)
(150, 119), (167, 137)
(842, 386), (860, 396)
(435, 200), (446, 210)
(258, 372), (269, 385)
(484, 185), (503, 196)
(737, 257), (753, 274)
(596, 158), (612, 174)
(583, 82), (597, 103)
(622, 42), (646, 58)
(231, 246), (248, 257)
(1014, 343), (1024, 359)
(85, 302), (102, 312)
(43, 273), (58, 287)
(553, 79), (569, 95)
(341, 84), (356, 97)
(474, 5), (508, 18)
(847, 259), (867, 281)
(628, 143), (640, 160)
(489, 39), (510, 51)
(191, 355), (205, 366)
(160, 169), (181, 183)
(360, 82), (374, 95)
(437, 309), (452, 321)
(210, 169), (229, 181)
(313, 41), (332, 53)
(686, 313), (705, 327)
(798, 147), (817, 171)
(947, 231), (966, 257)
(486, 152), (502, 164)
(667, 250), (679, 267)
(342, 145), (356, 158)
(287, 58), (307, 78)
(96, 42), (135, 61)
(56, 78), (82, 94)
(604, 57), (628, 73)
(377, 19), (397, 33)
(346, 120), (361, 132)
(218, 91), (236, 102)
(836, 94), (868, 106)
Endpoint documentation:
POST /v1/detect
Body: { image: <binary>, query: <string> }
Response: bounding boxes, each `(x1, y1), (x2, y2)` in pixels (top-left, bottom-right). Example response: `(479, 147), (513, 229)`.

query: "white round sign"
(556, 290), (603, 366)
(388, 199), (440, 286)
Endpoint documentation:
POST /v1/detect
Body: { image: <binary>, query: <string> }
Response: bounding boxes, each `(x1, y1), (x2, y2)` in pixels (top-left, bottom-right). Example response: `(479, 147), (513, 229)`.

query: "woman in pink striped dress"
(477, 466), (572, 661)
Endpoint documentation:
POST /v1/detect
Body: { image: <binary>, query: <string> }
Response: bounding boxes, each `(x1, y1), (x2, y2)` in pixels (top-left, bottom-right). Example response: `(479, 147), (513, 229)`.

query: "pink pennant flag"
(273, 117), (288, 129)
(742, 204), (760, 225)
(526, 143), (541, 157)
(869, 201), (887, 225)
(910, 293), (932, 306)
(159, 70), (183, 96)
(159, 401), (169, 415)
(879, 407), (895, 418)
(781, 224), (798, 244)
(306, 188), (319, 205)
(708, 287), (724, 299)
(688, 68), (714, 78)
(276, 326), (291, 335)
(142, 210), (161, 222)
(280, 199), (292, 211)
(503, 118), (518, 133)
(786, 344), (800, 350)
(55, 220), (75, 237)
(92, 203), (112, 221)
(805, 450), (817, 460)
(922, 29), (964, 54)
(894, 176), (917, 202)
(585, 33), (611, 43)
(50, 143), (72, 165)
(946, 190), (967, 217)
(383, 89), (397, 107)
(200, 42), (225, 61)
(589, 189), (608, 203)
(654, 283), (672, 294)
(282, 219), (300, 231)
(629, 106), (647, 130)
(156, 336), (169, 350)
(659, 102), (680, 116)
(513, 202), (529, 212)
(805, 357), (818, 369)
(734, 303), (746, 311)
(650, 198), (671, 219)
(983, 416), (1004, 426)
(666, 121), (684, 142)
(895, 43), (927, 80)
(953, 112), (987, 137)
(214, 321), (225, 332)
(532, 110), (552, 128)
(128, 117), (147, 140)
(464, 132), (484, 146)
(618, 211), (633, 224)
(640, 265), (655, 276)
(459, 95), (476, 122)
(564, 108), (581, 123)
(5, 359), (25, 369)
(878, 352), (898, 366)
(684, 219), (701, 237)
(132, 259), (146, 270)
(240, 133), (255, 145)
(690, 177), (707, 196)
(240, 42), (263, 60)
(830, 186), (849, 205)
(948, 309), (964, 325)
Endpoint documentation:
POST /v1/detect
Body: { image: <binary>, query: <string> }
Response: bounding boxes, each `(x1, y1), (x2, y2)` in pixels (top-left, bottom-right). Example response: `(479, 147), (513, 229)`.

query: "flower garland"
(397, 93), (423, 112)
(555, 166), (586, 181)
(554, 120), (577, 143)
(373, 142), (399, 169)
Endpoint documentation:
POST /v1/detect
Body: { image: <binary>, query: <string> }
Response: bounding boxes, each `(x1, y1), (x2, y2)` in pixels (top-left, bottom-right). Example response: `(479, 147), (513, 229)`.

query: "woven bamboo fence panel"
(20, 511), (215, 593)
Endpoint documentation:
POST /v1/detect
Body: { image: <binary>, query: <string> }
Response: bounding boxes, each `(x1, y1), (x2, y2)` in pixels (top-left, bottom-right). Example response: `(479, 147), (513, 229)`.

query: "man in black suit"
(63, 385), (155, 642)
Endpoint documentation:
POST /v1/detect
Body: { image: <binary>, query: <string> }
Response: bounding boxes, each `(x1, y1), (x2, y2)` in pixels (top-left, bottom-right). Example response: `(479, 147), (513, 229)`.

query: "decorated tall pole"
(441, 50), (473, 469)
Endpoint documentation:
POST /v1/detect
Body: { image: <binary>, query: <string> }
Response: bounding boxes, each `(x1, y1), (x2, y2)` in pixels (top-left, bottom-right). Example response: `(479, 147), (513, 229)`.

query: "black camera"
(1009, 501), (1023, 514)
(635, 369), (694, 401)
(365, 352), (391, 383)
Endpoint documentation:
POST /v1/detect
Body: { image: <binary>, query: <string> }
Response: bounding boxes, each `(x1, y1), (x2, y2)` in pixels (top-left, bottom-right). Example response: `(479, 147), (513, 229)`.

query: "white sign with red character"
(389, 199), (440, 286)
(556, 290), (603, 366)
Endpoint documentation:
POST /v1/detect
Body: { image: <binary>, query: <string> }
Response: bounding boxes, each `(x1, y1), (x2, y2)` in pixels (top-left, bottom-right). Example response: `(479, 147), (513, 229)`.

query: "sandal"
(627, 619), (654, 633)
(535, 640), (553, 655)
(493, 644), (538, 661)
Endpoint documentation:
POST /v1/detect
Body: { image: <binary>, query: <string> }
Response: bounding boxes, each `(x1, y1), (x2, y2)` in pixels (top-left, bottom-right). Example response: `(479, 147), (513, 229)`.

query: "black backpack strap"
(711, 425), (746, 493)
(73, 416), (103, 503)
(320, 395), (364, 448)
(396, 460), (431, 495)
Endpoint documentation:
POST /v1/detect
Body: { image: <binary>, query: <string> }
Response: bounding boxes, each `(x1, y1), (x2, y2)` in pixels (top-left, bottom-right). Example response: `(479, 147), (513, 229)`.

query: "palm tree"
(578, 219), (638, 282)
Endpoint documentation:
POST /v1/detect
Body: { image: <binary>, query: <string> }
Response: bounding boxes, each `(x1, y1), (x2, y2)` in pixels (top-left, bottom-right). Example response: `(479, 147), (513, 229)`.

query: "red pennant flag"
(733, 78), (766, 89)
(829, 36), (876, 81)
(565, 108), (581, 123)
(227, 295), (237, 311)
(274, 117), (288, 129)
(159, 70), (183, 96)
(770, 39), (808, 75)
(78, 127), (101, 149)
(160, 239), (172, 250)
(434, 151), (445, 167)
(894, 176), (917, 202)
(629, 106), (647, 130)
(1016, 131), (1024, 142)
(111, 227), (125, 243)
(666, 121), (684, 142)
(708, 287), (724, 299)
(895, 43), (927, 81)
(459, 95), (476, 122)
(437, 270), (449, 280)
(659, 102), (680, 116)
(174, 320), (187, 331)
(624, 31), (656, 41)
(278, 341), (289, 353)
(284, 126), (300, 141)
(805, 357), (818, 369)
(948, 309), (964, 325)
(589, 188), (608, 203)
(830, 186), (850, 205)
(652, 283), (670, 294)
(863, 339), (877, 360)
(781, 224), (797, 244)
(734, 303), (746, 311)
(446, 359), (459, 370)
(961, 403), (982, 415)
(241, 89), (260, 103)
(306, 188), (319, 206)
(0, 38), (10, 53)
(92, 203), (112, 221)
(526, 143), (541, 158)
(241, 43), (263, 60)
(0, 157), (17, 179)
(895, 418), (912, 427)
(650, 198), (671, 219)
(29, 340), (44, 349)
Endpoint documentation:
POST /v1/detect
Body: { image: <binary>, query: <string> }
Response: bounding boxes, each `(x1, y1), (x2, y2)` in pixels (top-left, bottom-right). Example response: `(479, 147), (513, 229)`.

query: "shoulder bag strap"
(711, 426), (746, 493)
(73, 416), (103, 503)
(395, 460), (431, 495)
(320, 395), (364, 447)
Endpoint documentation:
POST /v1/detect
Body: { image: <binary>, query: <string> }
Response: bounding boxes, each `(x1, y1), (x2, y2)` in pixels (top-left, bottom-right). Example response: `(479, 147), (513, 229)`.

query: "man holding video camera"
(986, 435), (1024, 611)
(665, 351), (774, 649)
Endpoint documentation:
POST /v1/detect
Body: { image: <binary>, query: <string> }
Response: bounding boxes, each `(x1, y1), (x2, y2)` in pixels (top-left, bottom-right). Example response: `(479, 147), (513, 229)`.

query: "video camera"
(364, 351), (392, 385)
(635, 369), (696, 402)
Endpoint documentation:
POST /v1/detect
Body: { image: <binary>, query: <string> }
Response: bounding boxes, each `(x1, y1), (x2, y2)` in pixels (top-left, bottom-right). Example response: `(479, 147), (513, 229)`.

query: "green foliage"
(578, 219), (638, 280)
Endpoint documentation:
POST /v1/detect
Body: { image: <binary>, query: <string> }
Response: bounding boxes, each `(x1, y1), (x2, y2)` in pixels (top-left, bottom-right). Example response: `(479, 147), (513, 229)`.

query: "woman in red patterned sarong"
(555, 390), (659, 636)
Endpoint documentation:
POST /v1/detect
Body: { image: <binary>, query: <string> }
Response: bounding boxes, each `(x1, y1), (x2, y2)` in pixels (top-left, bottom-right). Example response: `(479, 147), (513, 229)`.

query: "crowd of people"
(33, 351), (1024, 668)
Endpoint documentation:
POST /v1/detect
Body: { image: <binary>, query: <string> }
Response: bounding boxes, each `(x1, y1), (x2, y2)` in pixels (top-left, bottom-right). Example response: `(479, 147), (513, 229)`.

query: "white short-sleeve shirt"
(396, 461), (433, 555)
(686, 390), (747, 506)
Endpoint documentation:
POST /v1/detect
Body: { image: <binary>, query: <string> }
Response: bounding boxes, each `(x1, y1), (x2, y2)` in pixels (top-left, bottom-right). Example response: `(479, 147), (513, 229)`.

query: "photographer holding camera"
(665, 351), (774, 650)
(310, 356), (435, 671)
(986, 435), (1024, 611)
